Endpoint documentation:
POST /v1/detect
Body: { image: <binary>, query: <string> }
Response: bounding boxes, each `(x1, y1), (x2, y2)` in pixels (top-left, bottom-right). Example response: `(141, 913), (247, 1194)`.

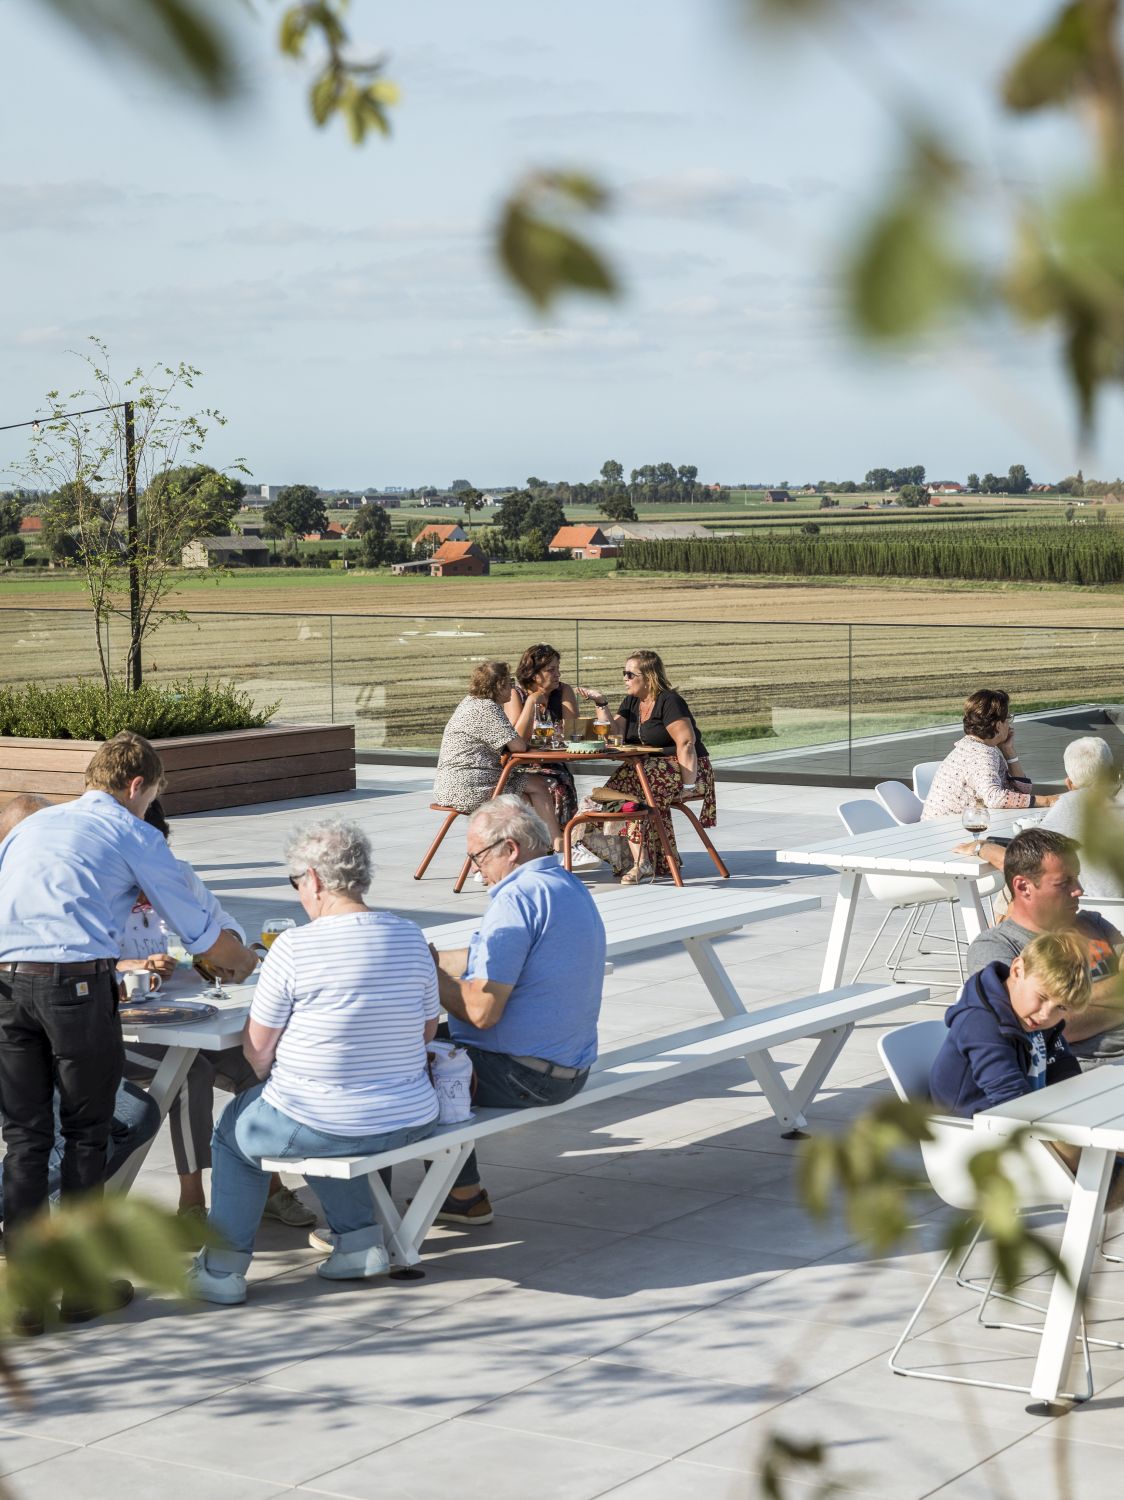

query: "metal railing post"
(329, 615), (335, 723)
(575, 617), (580, 678)
(847, 624), (853, 777)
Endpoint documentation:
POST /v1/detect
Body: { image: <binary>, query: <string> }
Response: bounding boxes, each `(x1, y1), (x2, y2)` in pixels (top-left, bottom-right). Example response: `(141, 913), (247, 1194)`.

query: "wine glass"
(962, 800), (990, 855)
(194, 954), (227, 1001)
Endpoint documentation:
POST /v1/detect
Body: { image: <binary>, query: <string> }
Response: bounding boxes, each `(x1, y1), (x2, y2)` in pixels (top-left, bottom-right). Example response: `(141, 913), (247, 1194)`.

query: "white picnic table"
(975, 1064), (1124, 1406)
(777, 809), (1023, 990)
(111, 885), (822, 1186)
(426, 882), (834, 1134)
(111, 974), (257, 1191)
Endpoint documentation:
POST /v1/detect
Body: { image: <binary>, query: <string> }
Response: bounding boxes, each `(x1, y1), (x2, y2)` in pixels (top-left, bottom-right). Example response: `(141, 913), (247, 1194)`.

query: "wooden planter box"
(0, 723), (356, 815)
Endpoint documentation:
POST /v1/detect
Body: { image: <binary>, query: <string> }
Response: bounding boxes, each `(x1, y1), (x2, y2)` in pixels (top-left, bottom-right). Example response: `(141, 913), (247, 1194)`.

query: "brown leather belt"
(0, 959), (116, 977)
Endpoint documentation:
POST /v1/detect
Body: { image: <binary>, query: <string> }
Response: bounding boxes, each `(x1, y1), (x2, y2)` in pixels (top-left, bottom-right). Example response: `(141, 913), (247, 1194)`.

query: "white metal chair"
(839, 800), (969, 986)
(878, 1020), (1117, 1400)
(912, 761), (943, 802)
(876, 780), (924, 825)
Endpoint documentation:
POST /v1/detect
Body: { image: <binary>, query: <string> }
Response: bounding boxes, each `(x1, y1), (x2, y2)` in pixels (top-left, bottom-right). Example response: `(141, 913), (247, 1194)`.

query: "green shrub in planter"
(0, 679), (280, 741)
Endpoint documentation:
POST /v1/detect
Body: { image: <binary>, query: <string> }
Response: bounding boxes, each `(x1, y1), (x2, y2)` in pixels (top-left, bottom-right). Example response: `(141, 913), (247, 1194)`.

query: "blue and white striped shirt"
(250, 910), (439, 1136)
(0, 791), (225, 962)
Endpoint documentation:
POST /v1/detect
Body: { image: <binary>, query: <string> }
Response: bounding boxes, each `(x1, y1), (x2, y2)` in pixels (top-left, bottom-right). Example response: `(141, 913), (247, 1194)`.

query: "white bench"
(264, 979), (929, 1268)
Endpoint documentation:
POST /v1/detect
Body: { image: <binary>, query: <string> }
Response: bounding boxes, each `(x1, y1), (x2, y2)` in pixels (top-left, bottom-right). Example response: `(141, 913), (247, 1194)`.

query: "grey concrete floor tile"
(98, 1384), (444, 1487)
(924, 1431), (1124, 1499)
(5, 1447), (290, 1499)
(601, 1302), (893, 1395)
(647, 1194), (862, 1261)
(580, 1142), (803, 1197)
(813, 1343), (1056, 1437)
(597, 1462), (880, 1499)
(1041, 1366), (1124, 1449)
(0, 1427), (78, 1479)
(388, 1238), (796, 1359)
(493, 1174), (735, 1236)
(302, 1420), (661, 1500)
(260, 1328), (586, 1416)
(681, 1390), (1016, 1497)
(463, 1360), (772, 1459)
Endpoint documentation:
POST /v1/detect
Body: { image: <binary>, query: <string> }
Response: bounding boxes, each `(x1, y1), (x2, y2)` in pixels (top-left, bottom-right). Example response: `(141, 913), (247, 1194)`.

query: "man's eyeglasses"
(467, 838), (507, 869)
(288, 870), (307, 891)
(621, 669), (639, 680)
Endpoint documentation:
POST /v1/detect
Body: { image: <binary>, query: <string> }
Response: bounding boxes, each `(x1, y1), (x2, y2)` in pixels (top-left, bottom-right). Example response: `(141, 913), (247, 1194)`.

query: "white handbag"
(427, 1039), (474, 1123)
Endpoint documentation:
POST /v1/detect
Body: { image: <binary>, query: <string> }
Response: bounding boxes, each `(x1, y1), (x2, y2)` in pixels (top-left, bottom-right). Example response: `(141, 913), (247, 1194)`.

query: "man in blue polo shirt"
(431, 794), (606, 1224)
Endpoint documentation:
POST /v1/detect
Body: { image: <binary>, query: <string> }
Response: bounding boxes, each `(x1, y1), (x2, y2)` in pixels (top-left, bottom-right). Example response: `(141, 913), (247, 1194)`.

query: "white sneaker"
(317, 1243), (391, 1280)
(308, 1227), (338, 1253)
(568, 845), (602, 870)
(185, 1253), (247, 1306)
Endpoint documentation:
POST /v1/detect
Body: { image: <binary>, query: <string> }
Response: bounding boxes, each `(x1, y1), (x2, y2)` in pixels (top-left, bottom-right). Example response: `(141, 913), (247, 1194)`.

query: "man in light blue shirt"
(0, 732), (256, 1333)
(432, 795), (605, 1225)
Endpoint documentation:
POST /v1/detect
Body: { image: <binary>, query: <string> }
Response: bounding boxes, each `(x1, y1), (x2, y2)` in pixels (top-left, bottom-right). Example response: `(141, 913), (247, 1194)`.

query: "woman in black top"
(503, 643), (581, 833)
(579, 649), (717, 882)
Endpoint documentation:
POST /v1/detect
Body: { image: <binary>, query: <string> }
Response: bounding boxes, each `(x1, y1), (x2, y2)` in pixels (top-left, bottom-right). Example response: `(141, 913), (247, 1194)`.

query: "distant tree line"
(618, 526), (1124, 587)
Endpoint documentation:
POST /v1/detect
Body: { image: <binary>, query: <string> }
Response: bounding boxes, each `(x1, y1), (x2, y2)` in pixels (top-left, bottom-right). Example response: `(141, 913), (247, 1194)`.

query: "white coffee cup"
(124, 970), (162, 999)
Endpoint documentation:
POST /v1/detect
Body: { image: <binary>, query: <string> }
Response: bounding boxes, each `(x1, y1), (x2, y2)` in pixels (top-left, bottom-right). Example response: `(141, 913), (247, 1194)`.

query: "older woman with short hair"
(186, 818), (440, 1305)
(922, 688), (1059, 819)
(434, 660), (563, 849)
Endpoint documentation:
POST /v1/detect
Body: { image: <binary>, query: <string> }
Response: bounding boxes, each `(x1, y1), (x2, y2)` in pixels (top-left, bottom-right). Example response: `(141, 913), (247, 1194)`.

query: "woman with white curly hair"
(187, 818), (439, 1305)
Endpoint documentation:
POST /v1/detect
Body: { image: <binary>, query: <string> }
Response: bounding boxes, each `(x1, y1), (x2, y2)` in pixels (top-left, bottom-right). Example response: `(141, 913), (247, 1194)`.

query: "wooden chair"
(562, 803), (654, 875)
(414, 805), (474, 892)
(668, 791), (730, 879)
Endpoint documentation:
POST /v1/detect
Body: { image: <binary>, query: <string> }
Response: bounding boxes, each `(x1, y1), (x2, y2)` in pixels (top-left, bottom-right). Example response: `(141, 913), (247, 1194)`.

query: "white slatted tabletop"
(424, 884), (818, 959)
(777, 809), (1023, 878)
(975, 1063), (1124, 1403)
(777, 808), (1024, 989)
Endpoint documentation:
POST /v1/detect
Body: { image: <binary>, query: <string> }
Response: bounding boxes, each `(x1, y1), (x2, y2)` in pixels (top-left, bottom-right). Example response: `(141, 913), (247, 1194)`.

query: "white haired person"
(187, 819), (439, 1305)
(967, 736), (1123, 900)
(1038, 736), (1124, 899)
(429, 796), (606, 1224)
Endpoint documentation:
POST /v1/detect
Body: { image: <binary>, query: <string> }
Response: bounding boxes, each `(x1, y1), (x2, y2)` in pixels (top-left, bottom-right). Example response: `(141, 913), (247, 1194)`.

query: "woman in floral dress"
(578, 649), (716, 883)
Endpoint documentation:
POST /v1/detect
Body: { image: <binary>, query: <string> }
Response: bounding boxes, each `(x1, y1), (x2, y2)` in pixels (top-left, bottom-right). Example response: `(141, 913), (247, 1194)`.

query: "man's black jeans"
(0, 969), (124, 1237)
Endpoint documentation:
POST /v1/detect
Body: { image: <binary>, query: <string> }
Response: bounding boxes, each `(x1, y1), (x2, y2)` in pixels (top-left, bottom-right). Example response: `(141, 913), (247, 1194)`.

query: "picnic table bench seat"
(263, 979), (929, 1270)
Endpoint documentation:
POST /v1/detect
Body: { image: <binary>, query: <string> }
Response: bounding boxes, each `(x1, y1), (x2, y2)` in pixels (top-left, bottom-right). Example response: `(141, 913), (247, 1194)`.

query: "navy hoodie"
(928, 961), (1082, 1118)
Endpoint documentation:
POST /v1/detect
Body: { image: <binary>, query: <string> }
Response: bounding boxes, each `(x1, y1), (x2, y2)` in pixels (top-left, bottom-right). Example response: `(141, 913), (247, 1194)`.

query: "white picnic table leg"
(952, 875), (989, 947)
(108, 1044), (198, 1194)
(682, 935), (748, 1020)
(368, 1144), (474, 1267)
(1030, 1145), (1115, 1405)
(820, 872), (861, 990)
(741, 1049), (805, 1135)
(784, 1025), (851, 1121)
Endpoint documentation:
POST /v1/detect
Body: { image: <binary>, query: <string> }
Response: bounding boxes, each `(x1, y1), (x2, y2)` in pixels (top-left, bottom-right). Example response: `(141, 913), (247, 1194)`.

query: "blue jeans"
(454, 1043), (589, 1189)
(204, 1083), (438, 1274)
(0, 1081), (160, 1224)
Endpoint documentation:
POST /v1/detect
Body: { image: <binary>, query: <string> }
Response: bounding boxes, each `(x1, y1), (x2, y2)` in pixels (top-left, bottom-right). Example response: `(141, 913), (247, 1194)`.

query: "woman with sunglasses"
(578, 649), (716, 883)
(188, 818), (440, 1305)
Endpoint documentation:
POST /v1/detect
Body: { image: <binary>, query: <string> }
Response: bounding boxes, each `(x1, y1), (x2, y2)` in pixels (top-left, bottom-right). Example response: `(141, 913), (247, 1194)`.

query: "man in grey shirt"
(966, 827), (1123, 1067)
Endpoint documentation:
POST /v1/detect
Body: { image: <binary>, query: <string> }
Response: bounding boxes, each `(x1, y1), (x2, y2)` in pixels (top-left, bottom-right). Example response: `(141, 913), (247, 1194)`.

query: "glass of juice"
(261, 917), (297, 949)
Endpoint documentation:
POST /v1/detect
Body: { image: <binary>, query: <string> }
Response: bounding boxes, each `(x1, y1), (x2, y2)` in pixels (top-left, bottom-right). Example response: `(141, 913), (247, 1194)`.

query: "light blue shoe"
(185, 1252), (247, 1305)
(317, 1243), (390, 1280)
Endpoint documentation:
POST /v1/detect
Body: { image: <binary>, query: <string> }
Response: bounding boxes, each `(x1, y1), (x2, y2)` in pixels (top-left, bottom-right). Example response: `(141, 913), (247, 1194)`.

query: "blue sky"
(1, 0), (1118, 488)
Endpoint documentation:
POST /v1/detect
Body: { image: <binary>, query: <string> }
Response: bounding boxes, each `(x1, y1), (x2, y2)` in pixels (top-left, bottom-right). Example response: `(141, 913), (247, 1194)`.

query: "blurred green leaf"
(3, 1194), (211, 1327)
(497, 173), (618, 311)
(760, 1432), (850, 1500)
(41, 0), (237, 100)
(1003, 2), (1100, 113)
(848, 189), (968, 339)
